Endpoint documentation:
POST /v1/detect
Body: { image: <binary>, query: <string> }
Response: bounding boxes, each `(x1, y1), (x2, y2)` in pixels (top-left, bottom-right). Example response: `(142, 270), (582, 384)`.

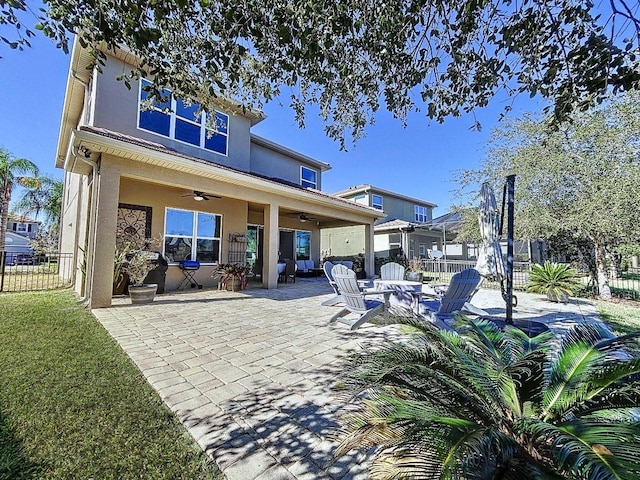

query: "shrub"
(336, 317), (640, 479)
(527, 261), (580, 302)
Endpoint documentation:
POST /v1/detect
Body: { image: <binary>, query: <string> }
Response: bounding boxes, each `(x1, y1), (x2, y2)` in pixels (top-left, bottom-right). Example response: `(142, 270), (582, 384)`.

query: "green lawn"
(596, 299), (640, 336)
(0, 290), (222, 480)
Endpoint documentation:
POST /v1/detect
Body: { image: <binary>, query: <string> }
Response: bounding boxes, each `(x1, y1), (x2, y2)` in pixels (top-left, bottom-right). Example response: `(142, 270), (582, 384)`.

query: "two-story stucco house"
(321, 184), (443, 259)
(56, 39), (383, 308)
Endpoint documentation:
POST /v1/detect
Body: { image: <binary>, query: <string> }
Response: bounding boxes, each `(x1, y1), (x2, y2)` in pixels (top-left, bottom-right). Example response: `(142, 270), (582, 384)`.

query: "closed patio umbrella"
(475, 182), (505, 282)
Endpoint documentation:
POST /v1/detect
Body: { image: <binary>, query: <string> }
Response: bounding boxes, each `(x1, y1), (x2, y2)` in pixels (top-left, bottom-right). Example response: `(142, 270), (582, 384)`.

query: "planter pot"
(225, 277), (243, 291)
(406, 271), (424, 283)
(128, 284), (158, 304)
(546, 290), (568, 303)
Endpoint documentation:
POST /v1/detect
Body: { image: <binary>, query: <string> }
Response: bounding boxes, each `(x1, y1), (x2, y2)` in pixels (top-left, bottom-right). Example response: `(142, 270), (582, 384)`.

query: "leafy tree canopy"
(456, 91), (640, 297)
(1, 0), (639, 147)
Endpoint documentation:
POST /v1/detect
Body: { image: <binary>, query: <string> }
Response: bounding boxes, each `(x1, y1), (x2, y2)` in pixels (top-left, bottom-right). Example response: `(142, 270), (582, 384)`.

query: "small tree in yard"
(336, 317), (640, 479)
(457, 92), (640, 300)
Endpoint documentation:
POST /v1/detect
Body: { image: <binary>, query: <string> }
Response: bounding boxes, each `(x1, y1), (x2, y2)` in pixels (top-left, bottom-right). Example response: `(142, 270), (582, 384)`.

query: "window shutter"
(28, 224), (32, 232)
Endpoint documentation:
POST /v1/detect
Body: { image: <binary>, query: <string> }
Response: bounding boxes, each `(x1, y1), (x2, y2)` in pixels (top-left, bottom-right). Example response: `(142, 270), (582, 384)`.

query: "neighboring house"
(3, 231), (34, 264)
(7, 214), (39, 239)
(429, 211), (545, 263)
(56, 39), (384, 308)
(322, 185), (442, 259)
(2, 215), (39, 264)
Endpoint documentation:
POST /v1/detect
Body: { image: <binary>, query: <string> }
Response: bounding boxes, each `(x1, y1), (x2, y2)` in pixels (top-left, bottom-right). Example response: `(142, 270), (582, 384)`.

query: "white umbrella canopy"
(475, 182), (506, 281)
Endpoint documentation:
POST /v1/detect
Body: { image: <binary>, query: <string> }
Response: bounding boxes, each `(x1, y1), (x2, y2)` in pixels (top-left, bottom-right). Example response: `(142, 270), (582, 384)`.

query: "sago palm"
(335, 317), (640, 479)
(527, 261), (580, 302)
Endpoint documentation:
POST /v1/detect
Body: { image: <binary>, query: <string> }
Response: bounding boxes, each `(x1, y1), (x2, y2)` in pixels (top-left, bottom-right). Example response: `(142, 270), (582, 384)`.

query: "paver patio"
(92, 278), (601, 479)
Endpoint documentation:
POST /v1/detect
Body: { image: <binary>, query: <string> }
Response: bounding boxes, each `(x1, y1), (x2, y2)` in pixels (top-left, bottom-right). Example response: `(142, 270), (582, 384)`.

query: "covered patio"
(93, 278), (601, 479)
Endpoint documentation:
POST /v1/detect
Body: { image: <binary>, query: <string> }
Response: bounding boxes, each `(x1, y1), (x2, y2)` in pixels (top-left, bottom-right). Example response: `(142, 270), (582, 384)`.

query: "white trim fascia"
(70, 129), (383, 220)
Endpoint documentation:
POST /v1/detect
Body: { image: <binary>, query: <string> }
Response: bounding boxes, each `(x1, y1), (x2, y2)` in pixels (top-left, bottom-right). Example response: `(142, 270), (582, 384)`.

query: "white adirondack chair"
(420, 268), (486, 327)
(380, 262), (405, 281)
(329, 266), (392, 330)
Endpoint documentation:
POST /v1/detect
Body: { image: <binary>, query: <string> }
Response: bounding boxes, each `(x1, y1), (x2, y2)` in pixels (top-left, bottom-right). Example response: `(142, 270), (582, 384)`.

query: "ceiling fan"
(180, 190), (221, 201)
(296, 213), (317, 223)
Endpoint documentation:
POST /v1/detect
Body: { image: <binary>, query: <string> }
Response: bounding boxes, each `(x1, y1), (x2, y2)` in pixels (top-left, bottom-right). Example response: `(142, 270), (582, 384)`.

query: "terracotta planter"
(128, 284), (158, 304)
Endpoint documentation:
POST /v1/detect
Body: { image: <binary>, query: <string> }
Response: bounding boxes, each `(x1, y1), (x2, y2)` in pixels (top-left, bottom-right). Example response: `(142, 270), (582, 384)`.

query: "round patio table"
(373, 279), (423, 313)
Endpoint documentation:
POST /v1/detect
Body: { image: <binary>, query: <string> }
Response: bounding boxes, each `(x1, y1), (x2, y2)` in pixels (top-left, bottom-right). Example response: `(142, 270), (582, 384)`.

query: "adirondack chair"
(380, 262), (405, 281)
(321, 261), (343, 306)
(329, 266), (393, 330)
(419, 268), (486, 328)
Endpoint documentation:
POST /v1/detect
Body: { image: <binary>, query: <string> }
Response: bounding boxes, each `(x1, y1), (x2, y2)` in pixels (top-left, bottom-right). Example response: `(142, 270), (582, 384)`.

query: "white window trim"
(300, 166), (318, 189)
(372, 194), (383, 210)
(137, 79), (229, 157)
(164, 207), (222, 265)
(415, 205), (428, 223)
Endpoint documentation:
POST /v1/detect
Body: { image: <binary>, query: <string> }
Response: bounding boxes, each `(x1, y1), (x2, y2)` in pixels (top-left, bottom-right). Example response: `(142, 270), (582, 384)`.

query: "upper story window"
(138, 79), (229, 156)
(164, 207), (222, 264)
(300, 166), (317, 189)
(415, 205), (429, 223)
(353, 194), (368, 205)
(372, 194), (383, 210)
(15, 223), (29, 233)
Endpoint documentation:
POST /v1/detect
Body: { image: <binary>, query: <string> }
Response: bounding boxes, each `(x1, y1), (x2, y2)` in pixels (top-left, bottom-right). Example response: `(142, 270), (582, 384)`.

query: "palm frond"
(530, 419), (640, 479)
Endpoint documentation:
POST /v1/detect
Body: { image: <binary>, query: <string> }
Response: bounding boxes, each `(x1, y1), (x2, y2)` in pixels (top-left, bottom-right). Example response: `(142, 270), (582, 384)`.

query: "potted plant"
(216, 263), (250, 291)
(117, 235), (162, 303)
(526, 261), (580, 302)
(406, 257), (424, 282)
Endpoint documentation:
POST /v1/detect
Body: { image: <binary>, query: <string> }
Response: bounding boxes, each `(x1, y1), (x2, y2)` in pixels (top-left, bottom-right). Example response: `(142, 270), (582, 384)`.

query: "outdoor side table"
(373, 279), (423, 314)
(178, 260), (202, 290)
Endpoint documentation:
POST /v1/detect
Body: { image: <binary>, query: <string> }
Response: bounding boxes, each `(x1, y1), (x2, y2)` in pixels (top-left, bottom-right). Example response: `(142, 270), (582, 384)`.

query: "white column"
(262, 203), (279, 288)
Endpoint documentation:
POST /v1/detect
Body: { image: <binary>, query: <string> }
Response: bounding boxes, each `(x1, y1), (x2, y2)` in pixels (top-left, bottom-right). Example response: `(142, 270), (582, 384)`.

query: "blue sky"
(0, 32), (543, 215)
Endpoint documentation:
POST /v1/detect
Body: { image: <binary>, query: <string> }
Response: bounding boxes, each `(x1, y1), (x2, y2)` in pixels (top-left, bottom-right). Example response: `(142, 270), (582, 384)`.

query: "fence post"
(0, 251), (6, 292)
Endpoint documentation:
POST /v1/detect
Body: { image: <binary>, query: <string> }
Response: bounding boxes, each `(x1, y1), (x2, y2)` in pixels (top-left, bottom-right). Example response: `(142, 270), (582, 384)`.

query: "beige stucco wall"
(320, 225), (365, 258)
(118, 176), (249, 290)
(58, 169), (90, 293)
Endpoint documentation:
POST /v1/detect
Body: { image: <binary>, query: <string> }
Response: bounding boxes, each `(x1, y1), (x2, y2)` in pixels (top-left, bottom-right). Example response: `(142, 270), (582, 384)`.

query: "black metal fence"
(420, 259), (532, 291)
(420, 259), (640, 300)
(0, 251), (75, 293)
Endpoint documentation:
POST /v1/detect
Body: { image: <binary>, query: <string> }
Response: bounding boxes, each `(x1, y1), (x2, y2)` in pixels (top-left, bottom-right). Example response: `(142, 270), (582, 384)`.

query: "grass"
(596, 299), (640, 336)
(0, 290), (223, 480)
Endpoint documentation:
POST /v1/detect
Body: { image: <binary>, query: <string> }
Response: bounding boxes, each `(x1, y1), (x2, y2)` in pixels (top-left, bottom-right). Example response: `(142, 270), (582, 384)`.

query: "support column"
(262, 203), (279, 289)
(364, 222), (375, 278)
(89, 165), (120, 308)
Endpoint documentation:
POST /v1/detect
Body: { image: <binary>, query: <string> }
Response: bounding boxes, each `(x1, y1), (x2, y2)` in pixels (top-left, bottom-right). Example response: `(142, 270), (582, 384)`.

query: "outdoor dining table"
(373, 279), (423, 314)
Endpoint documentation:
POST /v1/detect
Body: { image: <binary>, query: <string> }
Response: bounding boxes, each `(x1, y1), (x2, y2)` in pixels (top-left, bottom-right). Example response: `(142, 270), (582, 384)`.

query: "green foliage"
(0, 290), (221, 479)
(12, 175), (63, 232)
(457, 92), (640, 299)
(116, 234), (162, 286)
(527, 261), (581, 302)
(336, 317), (640, 479)
(3, 1), (640, 147)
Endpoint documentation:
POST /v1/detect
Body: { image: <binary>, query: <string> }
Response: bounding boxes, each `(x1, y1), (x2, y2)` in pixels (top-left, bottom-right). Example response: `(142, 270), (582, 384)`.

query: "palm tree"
(12, 175), (63, 234)
(336, 317), (640, 479)
(0, 148), (39, 252)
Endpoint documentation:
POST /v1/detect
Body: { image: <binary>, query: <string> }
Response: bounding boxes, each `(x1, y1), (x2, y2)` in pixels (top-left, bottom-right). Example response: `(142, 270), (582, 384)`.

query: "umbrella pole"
(506, 174), (516, 325)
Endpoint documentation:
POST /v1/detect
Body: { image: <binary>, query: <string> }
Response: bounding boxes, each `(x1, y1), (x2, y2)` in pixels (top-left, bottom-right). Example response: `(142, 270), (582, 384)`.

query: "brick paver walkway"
(92, 279), (600, 479)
